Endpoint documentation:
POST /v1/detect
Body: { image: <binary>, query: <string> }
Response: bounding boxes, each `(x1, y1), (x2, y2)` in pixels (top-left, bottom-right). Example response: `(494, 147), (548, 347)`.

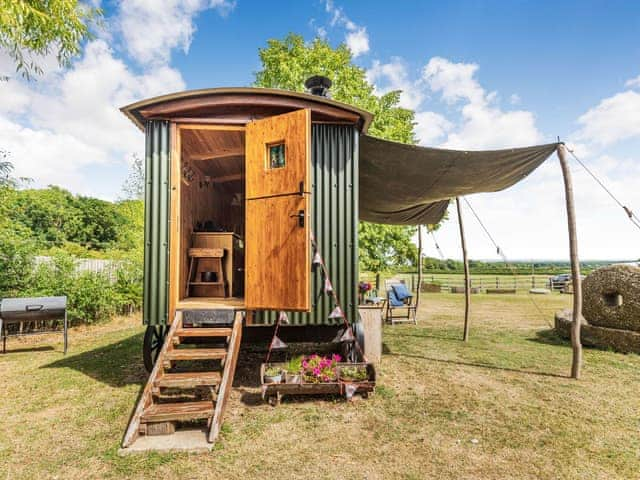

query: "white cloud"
(322, 0), (370, 57)
(421, 57), (543, 149)
(422, 57), (485, 106)
(625, 75), (640, 89)
(0, 0), (224, 199)
(414, 111), (452, 145)
(118, 0), (236, 66)
(345, 27), (370, 58)
(366, 58), (424, 109)
(510, 93), (521, 105)
(575, 90), (640, 146)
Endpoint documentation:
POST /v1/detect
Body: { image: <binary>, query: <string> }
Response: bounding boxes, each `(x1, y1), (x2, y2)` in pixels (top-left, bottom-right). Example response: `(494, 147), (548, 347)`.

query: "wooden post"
(456, 198), (471, 342)
(557, 143), (583, 379)
(416, 225), (423, 307)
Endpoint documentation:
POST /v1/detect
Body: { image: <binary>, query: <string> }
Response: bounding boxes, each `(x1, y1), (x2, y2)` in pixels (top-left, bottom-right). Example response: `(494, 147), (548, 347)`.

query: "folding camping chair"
(384, 279), (417, 325)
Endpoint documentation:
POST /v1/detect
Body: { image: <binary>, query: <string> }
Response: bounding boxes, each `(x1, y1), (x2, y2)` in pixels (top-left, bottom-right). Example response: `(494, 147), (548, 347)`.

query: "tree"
(359, 223), (418, 272)
(0, 0), (101, 79)
(121, 154), (145, 200)
(254, 34), (424, 272)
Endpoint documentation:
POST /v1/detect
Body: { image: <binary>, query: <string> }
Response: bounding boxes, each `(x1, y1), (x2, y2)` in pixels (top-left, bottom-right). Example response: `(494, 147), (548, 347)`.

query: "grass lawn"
(1, 293), (639, 479)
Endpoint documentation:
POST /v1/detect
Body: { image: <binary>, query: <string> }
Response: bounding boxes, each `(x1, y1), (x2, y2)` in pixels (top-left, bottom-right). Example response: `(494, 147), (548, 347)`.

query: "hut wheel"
(143, 325), (168, 372)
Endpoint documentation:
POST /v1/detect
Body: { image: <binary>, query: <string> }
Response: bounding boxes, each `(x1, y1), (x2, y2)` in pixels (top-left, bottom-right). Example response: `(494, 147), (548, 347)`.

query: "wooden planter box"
(450, 286), (480, 294)
(420, 283), (442, 293)
(260, 362), (376, 405)
(485, 288), (516, 294)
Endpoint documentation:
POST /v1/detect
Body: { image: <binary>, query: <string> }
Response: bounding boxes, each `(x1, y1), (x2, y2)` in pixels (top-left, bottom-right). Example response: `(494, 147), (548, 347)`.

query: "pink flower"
(332, 354), (342, 362)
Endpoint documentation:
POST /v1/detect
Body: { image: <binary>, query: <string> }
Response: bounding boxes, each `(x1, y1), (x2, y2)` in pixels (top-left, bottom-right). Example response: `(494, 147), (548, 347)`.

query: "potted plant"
(339, 364), (369, 383)
(284, 356), (303, 384)
(358, 281), (373, 304)
(301, 353), (341, 383)
(263, 365), (283, 384)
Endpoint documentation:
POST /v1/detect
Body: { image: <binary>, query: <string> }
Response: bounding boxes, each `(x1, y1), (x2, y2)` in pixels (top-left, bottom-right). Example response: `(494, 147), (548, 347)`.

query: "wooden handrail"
(208, 311), (243, 443)
(121, 312), (182, 448)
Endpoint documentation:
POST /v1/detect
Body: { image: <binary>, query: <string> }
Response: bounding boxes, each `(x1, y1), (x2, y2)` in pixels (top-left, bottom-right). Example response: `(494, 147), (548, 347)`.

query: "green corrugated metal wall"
(142, 120), (171, 326)
(255, 124), (359, 325)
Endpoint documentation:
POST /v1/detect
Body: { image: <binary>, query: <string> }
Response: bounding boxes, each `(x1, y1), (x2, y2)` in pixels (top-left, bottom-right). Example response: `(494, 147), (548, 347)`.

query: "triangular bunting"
(278, 311), (289, 325)
(324, 277), (333, 293)
(312, 251), (323, 265)
(344, 383), (358, 400)
(328, 306), (344, 319)
(340, 327), (355, 342)
(270, 335), (287, 350)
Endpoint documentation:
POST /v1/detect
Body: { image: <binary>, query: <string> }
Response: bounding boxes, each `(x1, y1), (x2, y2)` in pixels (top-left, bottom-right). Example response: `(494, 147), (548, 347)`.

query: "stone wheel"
(143, 325), (168, 372)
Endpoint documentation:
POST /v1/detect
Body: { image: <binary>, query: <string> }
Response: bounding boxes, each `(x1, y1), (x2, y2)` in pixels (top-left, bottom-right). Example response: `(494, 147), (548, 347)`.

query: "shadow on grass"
(41, 332), (146, 388)
(385, 350), (569, 379)
(1, 345), (55, 354)
(528, 328), (571, 347)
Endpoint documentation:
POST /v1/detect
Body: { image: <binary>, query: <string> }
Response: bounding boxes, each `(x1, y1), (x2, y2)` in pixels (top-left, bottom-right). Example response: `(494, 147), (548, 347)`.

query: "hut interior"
(178, 126), (246, 308)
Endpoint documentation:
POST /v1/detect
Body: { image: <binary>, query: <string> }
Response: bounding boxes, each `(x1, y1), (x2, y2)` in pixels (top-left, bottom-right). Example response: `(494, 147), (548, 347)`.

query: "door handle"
(290, 210), (305, 227)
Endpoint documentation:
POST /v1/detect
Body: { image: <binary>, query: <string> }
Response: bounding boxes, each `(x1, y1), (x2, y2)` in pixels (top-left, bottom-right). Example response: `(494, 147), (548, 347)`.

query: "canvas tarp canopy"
(359, 136), (559, 225)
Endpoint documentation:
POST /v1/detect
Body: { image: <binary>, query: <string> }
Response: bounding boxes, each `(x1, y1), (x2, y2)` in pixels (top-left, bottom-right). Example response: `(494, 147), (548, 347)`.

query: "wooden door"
(245, 109), (311, 311)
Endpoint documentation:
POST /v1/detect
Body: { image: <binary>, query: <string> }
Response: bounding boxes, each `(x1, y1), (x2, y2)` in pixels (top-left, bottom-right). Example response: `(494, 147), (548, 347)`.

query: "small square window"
(268, 142), (286, 169)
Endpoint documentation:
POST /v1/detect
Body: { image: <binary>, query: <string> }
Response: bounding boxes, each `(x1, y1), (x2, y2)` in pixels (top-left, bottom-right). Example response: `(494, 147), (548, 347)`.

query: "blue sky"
(1, 0), (639, 260)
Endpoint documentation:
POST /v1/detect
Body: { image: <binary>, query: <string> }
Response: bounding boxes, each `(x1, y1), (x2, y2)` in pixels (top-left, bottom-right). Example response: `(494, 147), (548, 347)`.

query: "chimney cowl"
(304, 75), (332, 98)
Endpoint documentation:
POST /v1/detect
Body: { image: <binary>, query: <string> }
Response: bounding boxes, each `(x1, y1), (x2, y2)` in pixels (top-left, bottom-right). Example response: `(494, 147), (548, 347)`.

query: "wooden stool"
(186, 248), (227, 297)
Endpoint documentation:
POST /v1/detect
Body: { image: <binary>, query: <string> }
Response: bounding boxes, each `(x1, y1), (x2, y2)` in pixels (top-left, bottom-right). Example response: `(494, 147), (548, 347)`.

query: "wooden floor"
(176, 297), (246, 310)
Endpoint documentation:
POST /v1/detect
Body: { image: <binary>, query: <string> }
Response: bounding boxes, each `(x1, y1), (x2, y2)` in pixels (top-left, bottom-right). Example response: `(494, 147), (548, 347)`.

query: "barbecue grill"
(0, 296), (68, 354)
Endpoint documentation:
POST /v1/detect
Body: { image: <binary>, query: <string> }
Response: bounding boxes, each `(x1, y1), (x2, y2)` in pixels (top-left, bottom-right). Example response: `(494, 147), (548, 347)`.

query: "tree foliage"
(0, 0), (101, 79)
(2, 185), (142, 252)
(254, 34), (423, 272)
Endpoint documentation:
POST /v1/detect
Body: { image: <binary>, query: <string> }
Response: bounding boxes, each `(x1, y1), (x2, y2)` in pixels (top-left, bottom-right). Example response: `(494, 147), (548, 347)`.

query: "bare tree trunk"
(557, 144), (583, 379)
(456, 198), (471, 342)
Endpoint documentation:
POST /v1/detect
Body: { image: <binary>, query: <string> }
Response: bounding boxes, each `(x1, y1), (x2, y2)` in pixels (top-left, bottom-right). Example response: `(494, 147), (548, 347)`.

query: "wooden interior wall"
(178, 127), (245, 299)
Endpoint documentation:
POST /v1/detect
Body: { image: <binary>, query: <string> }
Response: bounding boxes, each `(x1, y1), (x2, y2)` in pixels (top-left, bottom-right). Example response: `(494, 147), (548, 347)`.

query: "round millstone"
(582, 264), (640, 332)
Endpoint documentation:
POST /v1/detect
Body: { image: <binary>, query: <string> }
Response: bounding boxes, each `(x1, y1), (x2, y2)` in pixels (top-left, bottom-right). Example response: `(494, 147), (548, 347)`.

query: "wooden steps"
(176, 327), (232, 337)
(165, 348), (226, 362)
(141, 401), (214, 423)
(121, 310), (243, 452)
(155, 371), (221, 389)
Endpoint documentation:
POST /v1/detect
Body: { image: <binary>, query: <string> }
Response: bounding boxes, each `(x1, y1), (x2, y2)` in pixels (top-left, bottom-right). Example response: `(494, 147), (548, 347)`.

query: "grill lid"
(0, 296), (67, 322)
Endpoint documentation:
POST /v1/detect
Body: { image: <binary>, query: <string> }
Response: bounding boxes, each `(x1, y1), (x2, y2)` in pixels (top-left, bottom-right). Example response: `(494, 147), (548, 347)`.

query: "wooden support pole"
(557, 143), (583, 379)
(456, 197), (471, 342)
(416, 224), (423, 307)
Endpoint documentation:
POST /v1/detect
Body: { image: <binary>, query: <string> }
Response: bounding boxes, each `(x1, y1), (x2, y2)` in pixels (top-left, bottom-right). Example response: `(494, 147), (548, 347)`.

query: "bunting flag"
(340, 327), (355, 342)
(270, 335), (287, 350)
(343, 383), (358, 400)
(278, 311), (289, 325)
(328, 306), (344, 319)
(324, 277), (334, 294)
(312, 251), (323, 265)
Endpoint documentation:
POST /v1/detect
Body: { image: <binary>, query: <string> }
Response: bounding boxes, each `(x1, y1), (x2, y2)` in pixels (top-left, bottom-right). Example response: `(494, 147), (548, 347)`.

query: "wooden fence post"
(557, 143), (583, 379)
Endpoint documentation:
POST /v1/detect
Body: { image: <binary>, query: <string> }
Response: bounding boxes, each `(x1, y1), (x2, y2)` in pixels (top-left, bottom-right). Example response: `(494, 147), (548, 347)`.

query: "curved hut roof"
(121, 87), (373, 133)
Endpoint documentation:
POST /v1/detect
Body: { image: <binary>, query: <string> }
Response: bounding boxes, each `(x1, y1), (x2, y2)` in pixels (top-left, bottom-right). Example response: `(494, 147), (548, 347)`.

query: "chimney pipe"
(305, 75), (332, 98)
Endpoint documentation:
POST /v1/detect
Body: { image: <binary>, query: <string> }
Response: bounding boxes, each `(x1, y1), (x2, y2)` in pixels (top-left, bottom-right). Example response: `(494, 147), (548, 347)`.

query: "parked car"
(548, 273), (585, 290)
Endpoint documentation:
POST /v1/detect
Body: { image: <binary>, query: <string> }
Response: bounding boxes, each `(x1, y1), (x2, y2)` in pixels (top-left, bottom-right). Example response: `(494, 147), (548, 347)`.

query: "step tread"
(141, 401), (214, 423)
(155, 371), (221, 389)
(176, 327), (232, 337)
(166, 348), (227, 361)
